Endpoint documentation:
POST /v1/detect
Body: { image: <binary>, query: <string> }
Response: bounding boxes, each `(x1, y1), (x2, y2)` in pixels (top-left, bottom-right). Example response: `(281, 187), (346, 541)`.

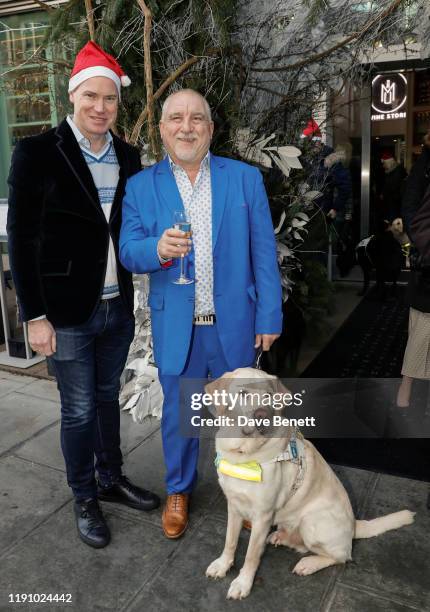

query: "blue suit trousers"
(159, 324), (254, 494)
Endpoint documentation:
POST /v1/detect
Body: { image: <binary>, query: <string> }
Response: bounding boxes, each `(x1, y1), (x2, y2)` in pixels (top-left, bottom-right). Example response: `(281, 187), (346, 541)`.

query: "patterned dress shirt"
(169, 153), (214, 316)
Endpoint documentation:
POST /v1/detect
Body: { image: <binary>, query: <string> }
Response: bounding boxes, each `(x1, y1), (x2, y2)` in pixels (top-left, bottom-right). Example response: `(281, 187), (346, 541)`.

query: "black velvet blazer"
(7, 118), (141, 326)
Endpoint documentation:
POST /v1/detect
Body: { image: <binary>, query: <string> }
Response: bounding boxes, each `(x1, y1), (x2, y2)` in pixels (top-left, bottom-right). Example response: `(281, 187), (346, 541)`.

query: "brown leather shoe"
(162, 494), (189, 539)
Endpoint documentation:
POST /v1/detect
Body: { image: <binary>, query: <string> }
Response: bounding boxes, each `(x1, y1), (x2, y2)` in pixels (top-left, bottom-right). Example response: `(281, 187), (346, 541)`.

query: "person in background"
(300, 120), (352, 272)
(301, 119), (352, 220)
(379, 151), (407, 223)
(397, 131), (430, 409)
(7, 41), (159, 549)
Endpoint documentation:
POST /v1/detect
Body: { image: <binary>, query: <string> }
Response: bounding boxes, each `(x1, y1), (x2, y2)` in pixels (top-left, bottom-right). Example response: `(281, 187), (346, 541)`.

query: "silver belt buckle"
(194, 314), (215, 326)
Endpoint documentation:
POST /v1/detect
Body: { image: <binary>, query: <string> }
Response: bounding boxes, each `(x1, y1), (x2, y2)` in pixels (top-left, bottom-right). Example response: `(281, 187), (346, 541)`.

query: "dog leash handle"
(254, 347), (263, 370)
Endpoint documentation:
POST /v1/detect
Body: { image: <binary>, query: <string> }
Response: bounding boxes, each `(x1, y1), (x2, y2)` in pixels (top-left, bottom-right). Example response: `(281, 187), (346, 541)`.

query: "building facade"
(1, 0), (429, 240)
(331, 46), (430, 237)
(0, 0), (68, 197)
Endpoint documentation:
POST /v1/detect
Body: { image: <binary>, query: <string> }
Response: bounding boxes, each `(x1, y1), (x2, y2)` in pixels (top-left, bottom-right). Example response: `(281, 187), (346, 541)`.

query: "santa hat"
(68, 41), (131, 97)
(380, 150), (395, 161)
(300, 119), (322, 141)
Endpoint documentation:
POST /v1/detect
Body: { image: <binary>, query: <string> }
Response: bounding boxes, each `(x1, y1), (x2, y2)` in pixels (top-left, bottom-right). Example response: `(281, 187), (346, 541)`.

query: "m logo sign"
(381, 79), (396, 106)
(371, 73), (407, 121)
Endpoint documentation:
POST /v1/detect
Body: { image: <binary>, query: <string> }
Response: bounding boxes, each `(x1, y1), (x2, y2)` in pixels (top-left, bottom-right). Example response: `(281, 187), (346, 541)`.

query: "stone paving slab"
(328, 583), (423, 612)
(119, 415), (161, 455)
(11, 422), (64, 471)
(0, 375), (36, 399)
(14, 412), (160, 471)
(15, 378), (60, 402)
(126, 517), (335, 612)
(0, 503), (177, 612)
(0, 371), (35, 384)
(0, 392), (59, 455)
(339, 473), (430, 610)
(0, 455), (70, 552)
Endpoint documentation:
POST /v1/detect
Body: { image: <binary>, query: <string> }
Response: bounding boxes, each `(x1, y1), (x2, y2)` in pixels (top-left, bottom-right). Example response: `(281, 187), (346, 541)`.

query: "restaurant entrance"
(333, 66), (430, 240)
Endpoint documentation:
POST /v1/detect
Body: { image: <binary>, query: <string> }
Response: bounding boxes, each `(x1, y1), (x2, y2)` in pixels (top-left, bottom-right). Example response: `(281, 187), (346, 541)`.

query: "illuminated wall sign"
(371, 73), (407, 121)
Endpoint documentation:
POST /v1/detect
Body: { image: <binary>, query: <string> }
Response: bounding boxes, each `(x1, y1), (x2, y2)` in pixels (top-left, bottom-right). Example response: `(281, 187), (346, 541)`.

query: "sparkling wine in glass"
(172, 211), (194, 285)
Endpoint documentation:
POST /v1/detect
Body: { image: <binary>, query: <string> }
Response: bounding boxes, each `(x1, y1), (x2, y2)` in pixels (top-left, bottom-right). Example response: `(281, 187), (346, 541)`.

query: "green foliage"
(44, 0), (236, 142)
(45, 0), (87, 46)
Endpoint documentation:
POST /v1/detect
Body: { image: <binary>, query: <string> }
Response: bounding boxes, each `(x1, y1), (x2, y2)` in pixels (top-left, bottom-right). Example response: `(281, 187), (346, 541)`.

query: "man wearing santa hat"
(7, 41), (159, 549)
(301, 118), (352, 219)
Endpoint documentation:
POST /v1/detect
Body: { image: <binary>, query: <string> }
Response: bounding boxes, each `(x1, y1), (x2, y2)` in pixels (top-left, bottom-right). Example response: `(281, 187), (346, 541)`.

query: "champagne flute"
(172, 210), (194, 285)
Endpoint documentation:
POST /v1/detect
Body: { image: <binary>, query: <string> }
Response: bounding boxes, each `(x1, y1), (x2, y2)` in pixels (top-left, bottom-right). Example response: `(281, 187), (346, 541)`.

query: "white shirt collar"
(66, 115), (112, 154)
(168, 151), (211, 173)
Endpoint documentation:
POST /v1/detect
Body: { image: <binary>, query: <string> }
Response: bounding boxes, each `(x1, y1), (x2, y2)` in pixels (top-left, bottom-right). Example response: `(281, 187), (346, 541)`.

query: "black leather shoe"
(74, 498), (110, 549)
(97, 476), (160, 511)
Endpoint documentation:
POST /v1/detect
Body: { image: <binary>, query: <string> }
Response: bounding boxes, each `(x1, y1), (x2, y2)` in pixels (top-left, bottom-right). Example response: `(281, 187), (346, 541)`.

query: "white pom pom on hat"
(68, 41), (131, 98)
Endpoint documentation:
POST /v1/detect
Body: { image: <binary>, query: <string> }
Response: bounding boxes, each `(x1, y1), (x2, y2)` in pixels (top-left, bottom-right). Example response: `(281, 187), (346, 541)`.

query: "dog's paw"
(292, 555), (335, 576)
(293, 557), (317, 576)
(226, 575), (253, 600)
(206, 557), (233, 579)
(267, 529), (287, 547)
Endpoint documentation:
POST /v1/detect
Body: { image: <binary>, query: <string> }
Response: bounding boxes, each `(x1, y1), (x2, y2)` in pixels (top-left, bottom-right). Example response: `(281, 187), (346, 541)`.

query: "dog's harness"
(215, 429), (307, 502)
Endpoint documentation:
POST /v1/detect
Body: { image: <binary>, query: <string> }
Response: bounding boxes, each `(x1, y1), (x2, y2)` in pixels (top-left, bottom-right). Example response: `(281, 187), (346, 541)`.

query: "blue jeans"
(48, 296), (134, 501)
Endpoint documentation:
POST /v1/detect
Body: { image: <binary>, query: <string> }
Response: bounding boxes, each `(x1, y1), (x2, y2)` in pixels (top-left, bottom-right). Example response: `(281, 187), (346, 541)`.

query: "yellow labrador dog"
(205, 368), (414, 600)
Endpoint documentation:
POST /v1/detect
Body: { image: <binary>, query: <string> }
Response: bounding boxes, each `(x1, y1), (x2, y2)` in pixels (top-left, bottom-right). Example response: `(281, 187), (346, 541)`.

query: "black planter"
(8, 335), (35, 359)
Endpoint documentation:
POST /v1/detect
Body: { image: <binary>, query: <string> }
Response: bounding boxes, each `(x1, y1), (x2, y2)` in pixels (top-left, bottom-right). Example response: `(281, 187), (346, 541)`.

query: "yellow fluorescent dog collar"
(215, 435), (305, 483)
(217, 458), (263, 482)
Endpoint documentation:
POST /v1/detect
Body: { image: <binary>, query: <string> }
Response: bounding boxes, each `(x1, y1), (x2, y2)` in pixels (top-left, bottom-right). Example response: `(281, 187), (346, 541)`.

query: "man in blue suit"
(120, 89), (282, 538)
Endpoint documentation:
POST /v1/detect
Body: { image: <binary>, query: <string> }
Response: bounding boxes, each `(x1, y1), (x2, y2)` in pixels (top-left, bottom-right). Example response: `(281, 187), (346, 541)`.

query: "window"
(0, 12), (68, 196)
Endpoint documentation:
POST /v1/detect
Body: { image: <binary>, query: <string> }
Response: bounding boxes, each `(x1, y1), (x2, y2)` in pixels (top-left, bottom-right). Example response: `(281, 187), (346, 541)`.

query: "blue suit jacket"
(119, 154), (282, 375)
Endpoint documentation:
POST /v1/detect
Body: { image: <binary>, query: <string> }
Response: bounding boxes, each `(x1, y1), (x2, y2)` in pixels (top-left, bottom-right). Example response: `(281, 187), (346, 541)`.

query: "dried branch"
(137, 0), (161, 160)
(84, 0), (95, 41)
(251, 0), (404, 73)
(129, 54), (201, 146)
(34, 52), (73, 70)
(247, 83), (315, 105)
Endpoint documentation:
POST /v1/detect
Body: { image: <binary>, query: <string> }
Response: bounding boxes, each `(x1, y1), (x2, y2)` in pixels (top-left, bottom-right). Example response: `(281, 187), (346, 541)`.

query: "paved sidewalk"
(0, 370), (429, 612)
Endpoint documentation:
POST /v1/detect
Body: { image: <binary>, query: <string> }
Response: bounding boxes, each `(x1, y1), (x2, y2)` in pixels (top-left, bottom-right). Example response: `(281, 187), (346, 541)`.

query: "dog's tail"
(354, 510), (415, 539)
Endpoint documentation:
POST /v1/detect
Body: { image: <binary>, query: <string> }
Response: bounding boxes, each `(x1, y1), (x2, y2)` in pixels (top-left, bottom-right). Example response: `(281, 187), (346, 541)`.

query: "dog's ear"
(204, 372), (235, 395)
(205, 372), (235, 416)
(269, 377), (293, 414)
(270, 377), (291, 397)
